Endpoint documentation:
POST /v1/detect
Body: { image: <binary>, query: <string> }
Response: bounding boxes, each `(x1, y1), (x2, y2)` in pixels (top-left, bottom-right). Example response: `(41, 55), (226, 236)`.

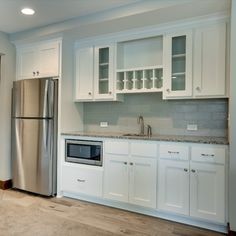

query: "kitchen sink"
(122, 133), (146, 137)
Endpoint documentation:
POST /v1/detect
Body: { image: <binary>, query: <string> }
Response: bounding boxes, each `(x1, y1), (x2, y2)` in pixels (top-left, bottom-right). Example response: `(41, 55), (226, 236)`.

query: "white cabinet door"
(17, 47), (37, 79)
(190, 162), (225, 223)
(38, 42), (60, 78)
(163, 30), (193, 99)
(75, 47), (94, 101)
(158, 159), (189, 215)
(103, 155), (129, 202)
(129, 157), (157, 208)
(194, 23), (226, 97)
(94, 44), (114, 100)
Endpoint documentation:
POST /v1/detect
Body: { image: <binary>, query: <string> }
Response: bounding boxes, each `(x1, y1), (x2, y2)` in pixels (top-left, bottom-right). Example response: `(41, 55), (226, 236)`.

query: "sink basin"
(122, 133), (146, 137)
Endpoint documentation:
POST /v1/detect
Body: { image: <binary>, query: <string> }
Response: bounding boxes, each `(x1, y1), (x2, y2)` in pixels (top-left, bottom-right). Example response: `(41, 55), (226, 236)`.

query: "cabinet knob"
(196, 86), (201, 91)
(130, 162), (133, 166)
(88, 92), (92, 95)
(109, 91), (112, 95)
(191, 169), (196, 173)
(33, 72), (36, 76)
(36, 71), (39, 76)
(124, 162), (127, 165)
(184, 168), (188, 172)
(166, 88), (170, 93)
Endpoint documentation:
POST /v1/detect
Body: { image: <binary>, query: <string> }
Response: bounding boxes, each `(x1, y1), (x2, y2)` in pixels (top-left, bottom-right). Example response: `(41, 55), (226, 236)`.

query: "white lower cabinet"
(103, 140), (157, 208)
(158, 144), (226, 224)
(158, 159), (190, 215)
(61, 164), (103, 197)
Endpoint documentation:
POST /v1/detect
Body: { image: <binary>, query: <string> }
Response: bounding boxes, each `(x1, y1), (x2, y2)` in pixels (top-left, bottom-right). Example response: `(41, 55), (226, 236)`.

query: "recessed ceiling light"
(21, 8), (35, 15)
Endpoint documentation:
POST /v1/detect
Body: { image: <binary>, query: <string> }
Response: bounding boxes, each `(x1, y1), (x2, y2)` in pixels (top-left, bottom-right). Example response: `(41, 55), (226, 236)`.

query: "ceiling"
(0, 0), (231, 36)
(0, 0), (142, 34)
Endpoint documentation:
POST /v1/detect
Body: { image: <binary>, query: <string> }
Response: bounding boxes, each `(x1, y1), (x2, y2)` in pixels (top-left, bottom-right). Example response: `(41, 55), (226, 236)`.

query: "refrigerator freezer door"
(12, 78), (55, 118)
(12, 118), (54, 195)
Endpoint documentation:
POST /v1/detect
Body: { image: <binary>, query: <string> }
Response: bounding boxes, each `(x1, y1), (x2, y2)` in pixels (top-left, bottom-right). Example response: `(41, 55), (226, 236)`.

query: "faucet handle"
(147, 125), (152, 137)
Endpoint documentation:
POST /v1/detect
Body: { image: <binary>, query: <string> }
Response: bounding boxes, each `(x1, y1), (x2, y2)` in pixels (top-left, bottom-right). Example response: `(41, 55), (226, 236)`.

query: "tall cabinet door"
(194, 23), (226, 97)
(190, 162), (225, 223)
(163, 31), (193, 98)
(94, 44), (114, 100)
(158, 159), (190, 215)
(75, 47), (94, 101)
(103, 155), (129, 203)
(129, 157), (157, 208)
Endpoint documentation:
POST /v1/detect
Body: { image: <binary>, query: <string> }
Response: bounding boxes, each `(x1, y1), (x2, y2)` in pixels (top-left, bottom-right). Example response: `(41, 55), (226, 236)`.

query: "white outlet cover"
(187, 124), (198, 131)
(100, 121), (108, 127)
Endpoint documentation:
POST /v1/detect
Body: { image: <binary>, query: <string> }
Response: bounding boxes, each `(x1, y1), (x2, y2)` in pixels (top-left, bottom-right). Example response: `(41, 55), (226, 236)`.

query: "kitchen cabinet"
(75, 43), (117, 101)
(157, 143), (226, 223)
(163, 30), (193, 98)
(190, 146), (226, 223)
(104, 140), (157, 208)
(16, 41), (61, 79)
(61, 163), (103, 197)
(194, 23), (226, 97)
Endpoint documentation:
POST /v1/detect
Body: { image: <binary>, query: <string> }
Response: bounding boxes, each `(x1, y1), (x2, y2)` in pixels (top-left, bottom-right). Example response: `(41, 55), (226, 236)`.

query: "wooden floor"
(0, 189), (225, 236)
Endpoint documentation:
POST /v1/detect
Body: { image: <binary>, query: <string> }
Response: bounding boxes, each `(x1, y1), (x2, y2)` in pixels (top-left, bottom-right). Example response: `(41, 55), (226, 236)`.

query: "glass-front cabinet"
(94, 44), (114, 99)
(163, 31), (193, 99)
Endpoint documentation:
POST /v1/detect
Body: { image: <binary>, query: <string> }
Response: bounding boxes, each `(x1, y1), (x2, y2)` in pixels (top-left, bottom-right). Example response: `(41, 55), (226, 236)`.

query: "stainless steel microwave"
(65, 139), (103, 166)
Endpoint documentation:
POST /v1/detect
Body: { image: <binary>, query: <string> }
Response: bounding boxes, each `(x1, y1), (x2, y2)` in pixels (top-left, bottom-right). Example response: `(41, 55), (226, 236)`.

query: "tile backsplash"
(83, 93), (228, 137)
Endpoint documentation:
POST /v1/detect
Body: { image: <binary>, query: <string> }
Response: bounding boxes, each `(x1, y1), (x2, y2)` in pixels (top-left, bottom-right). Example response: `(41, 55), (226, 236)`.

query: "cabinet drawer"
(105, 140), (129, 155)
(61, 165), (103, 197)
(160, 144), (189, 161)
(131, 142), (157, 157)
(191, 146), (226, 164)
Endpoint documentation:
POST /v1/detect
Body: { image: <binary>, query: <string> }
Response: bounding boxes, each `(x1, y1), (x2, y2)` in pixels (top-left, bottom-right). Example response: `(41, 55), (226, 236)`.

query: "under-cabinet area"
(58, 135), (228, 232)
(73, 19), (228, 102)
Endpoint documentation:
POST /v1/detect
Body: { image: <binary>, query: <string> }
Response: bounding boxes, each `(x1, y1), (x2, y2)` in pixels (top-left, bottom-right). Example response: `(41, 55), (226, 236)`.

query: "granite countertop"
(61, 131), (229, 145)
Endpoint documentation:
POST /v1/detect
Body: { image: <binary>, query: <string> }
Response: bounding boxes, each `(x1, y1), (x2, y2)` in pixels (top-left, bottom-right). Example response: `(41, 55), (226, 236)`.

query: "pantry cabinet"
(75, 43), (116, 101)
(16, 41), (61, 79)
(104, 140), (157, 208)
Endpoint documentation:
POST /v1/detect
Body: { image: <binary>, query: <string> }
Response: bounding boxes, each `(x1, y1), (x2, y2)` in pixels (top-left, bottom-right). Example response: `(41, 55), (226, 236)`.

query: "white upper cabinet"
(194, 23), (227, 97)
(16, 40), (61, 79)
(75, 47), (94, 101)
(163, 30), (193, 99)
(75, 43), (118, 102)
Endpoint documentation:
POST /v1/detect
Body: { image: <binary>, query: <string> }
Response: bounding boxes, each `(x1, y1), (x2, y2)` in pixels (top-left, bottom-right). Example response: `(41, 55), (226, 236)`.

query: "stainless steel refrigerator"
(11, 78), (58, 196)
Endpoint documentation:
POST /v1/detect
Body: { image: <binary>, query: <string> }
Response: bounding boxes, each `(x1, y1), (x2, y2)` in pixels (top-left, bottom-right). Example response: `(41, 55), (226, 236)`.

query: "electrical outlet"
(100, 121), (108, 127)
(187, 124), (198, 131)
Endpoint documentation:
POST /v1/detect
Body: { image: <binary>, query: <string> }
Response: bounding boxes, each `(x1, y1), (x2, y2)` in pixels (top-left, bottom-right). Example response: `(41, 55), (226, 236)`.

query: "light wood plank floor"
(0, 189), (225, 236)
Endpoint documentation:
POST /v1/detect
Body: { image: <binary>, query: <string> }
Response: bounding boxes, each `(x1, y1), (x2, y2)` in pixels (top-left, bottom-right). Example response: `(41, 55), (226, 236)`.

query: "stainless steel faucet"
(147, 125), (152, 138)
(137, 115), (144, 136)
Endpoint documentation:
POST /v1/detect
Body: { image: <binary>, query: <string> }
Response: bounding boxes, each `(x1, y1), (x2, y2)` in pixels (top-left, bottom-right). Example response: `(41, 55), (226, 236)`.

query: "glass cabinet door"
(94, 44), (114, 99)
(164, 31), (192, 98)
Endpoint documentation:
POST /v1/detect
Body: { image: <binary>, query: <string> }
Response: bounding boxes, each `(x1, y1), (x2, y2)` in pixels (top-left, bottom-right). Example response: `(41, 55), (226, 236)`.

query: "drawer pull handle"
(191, 169), (196, 173)
(77, 179), (85, 182)
(184, 168), (188, 172)
(201, 153), (215, 157)
(168, 151), (179, 154)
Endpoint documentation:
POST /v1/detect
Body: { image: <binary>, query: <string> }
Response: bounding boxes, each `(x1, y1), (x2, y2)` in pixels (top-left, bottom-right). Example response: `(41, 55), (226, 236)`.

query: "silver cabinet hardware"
(191, 169), (196, 173)
(33, 71), (36, 76)
(36, 71), (39, 76)
(109, 91), (112, 94)
(124, 162), (127, 165)
(77, 179), (85, 182)
(184, 168), (188, 172)
(147, 125), (152, 138)
(130, 162), (133, 166)
(168, 151), (179, 154)
(88, 92), (92, 95)
(166, 88), (170, 93)
(201, 153), (215, 157)
(196, 86), (201, 91)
